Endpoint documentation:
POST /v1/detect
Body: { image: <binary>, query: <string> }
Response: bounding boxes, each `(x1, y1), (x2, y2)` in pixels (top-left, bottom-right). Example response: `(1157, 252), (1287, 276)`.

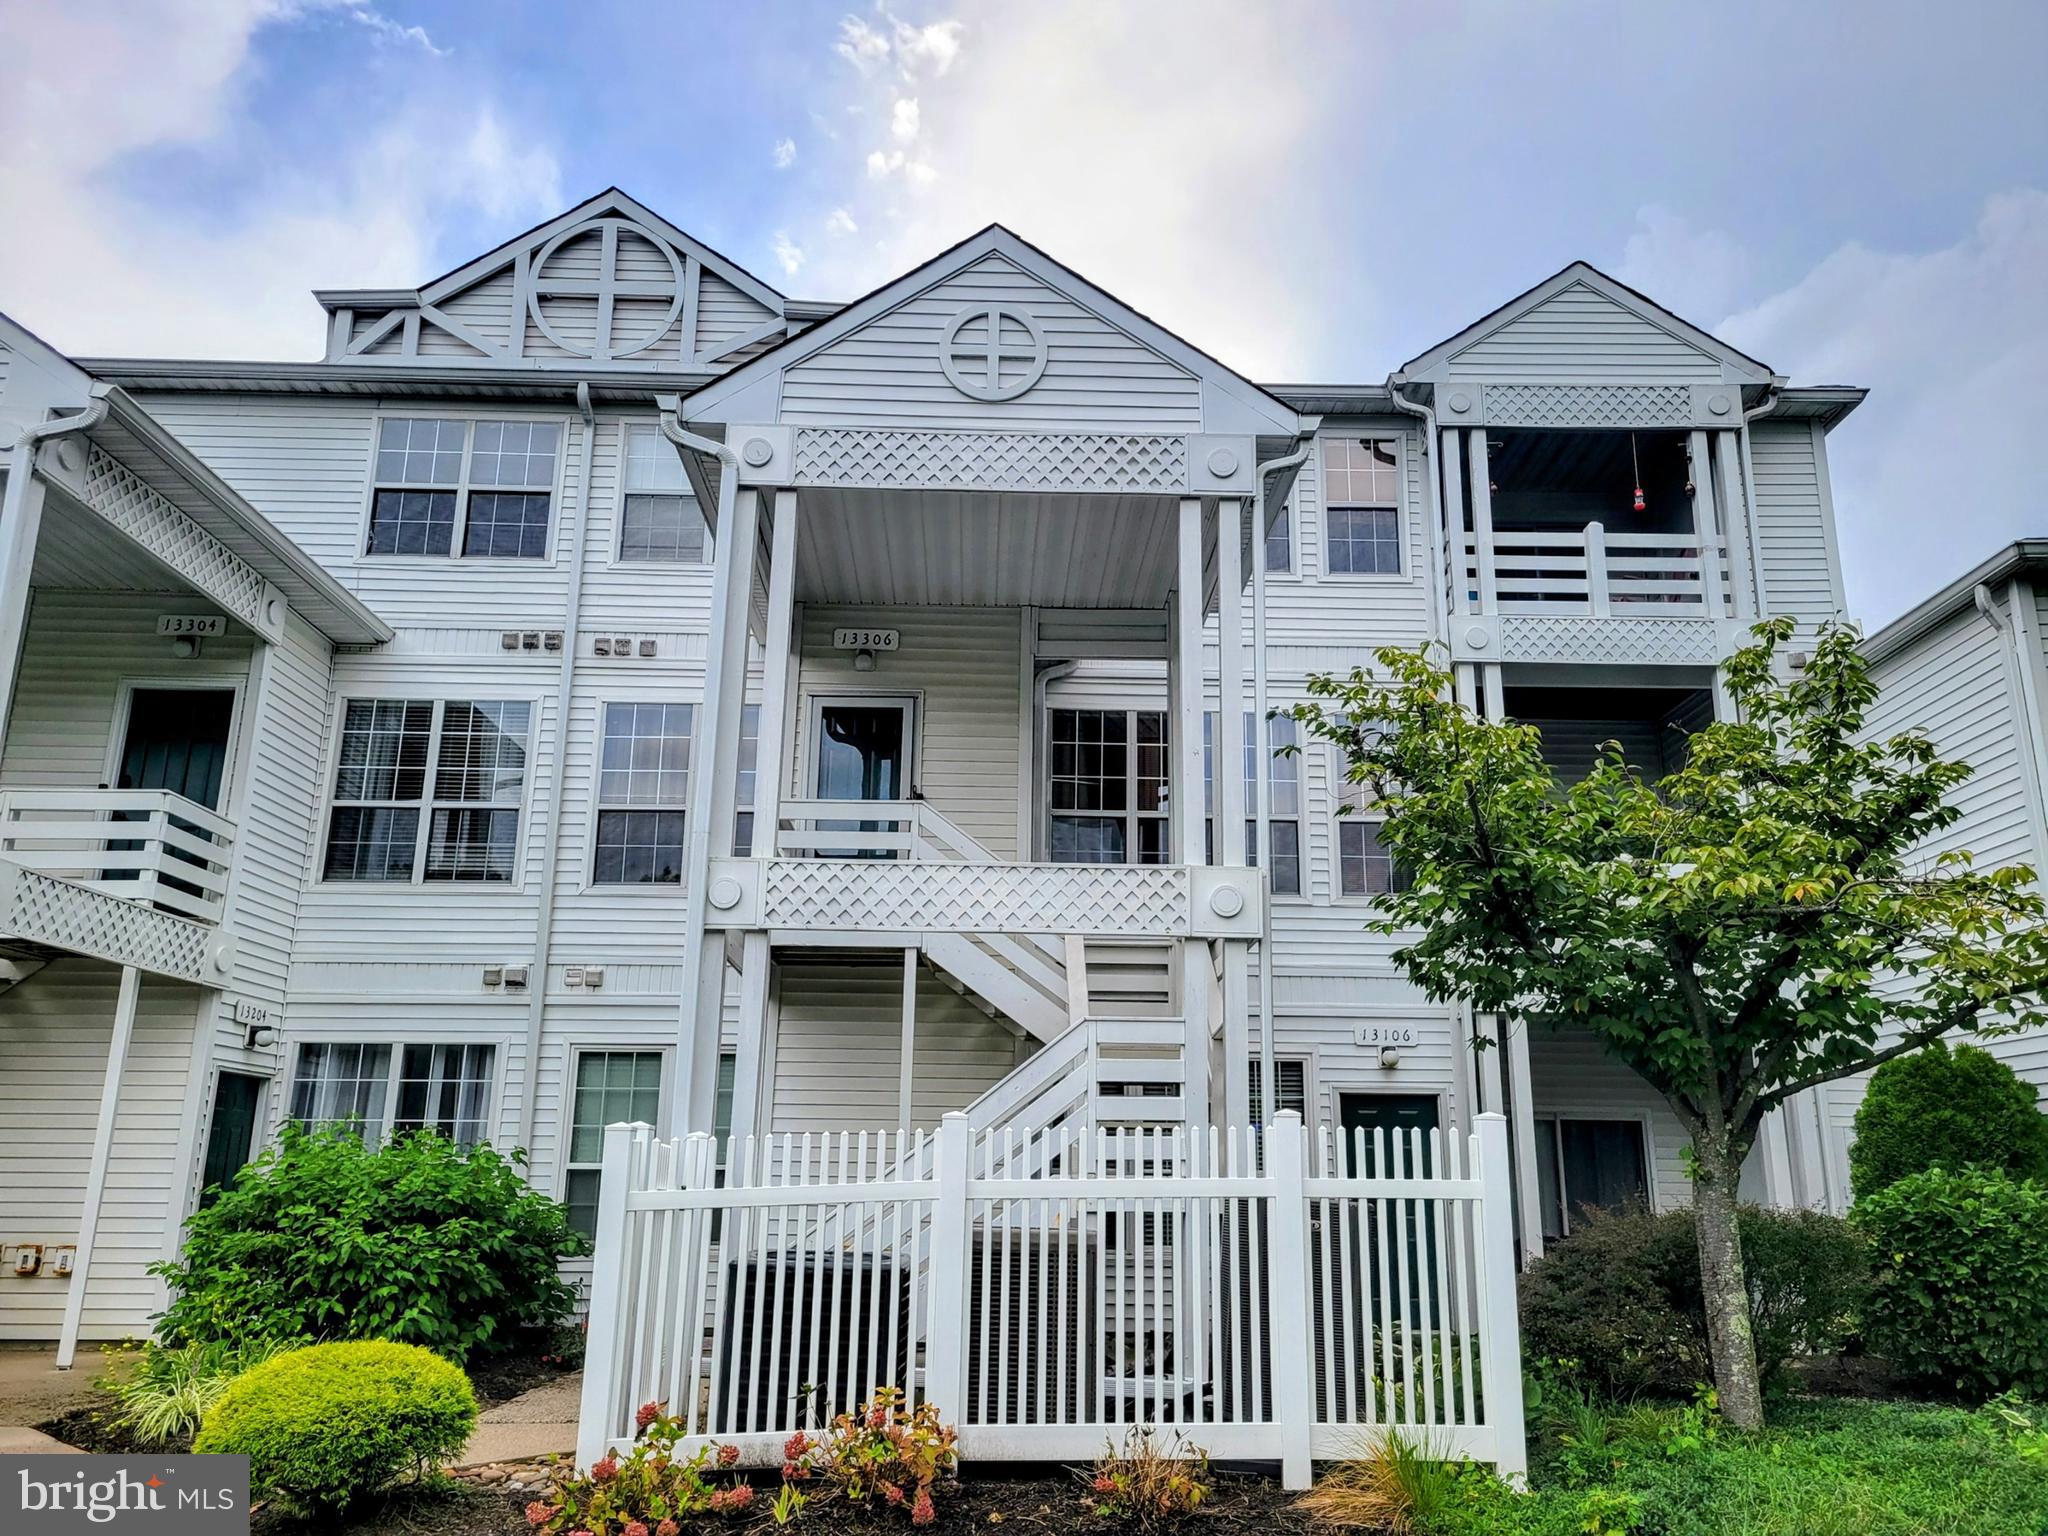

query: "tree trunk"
(1692, 1132), (1765, 1430)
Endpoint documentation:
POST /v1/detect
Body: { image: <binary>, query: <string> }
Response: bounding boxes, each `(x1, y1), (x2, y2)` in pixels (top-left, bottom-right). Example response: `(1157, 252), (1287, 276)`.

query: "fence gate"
(577, 1111), (1526, 1488)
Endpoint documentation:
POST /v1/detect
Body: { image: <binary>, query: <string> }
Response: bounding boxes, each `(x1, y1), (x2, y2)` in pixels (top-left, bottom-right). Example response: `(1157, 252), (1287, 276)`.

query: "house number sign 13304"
(833, 628), (899, 651)
(158, 614), (228, 637)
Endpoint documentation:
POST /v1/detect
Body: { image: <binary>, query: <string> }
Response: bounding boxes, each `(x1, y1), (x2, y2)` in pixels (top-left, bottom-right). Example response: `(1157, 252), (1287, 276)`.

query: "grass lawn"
(1390, 1397), (2048, 1536)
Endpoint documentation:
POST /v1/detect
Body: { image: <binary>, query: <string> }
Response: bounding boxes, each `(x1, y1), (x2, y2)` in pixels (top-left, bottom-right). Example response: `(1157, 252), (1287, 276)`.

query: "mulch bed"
(254, 1468), (1323, 1536)
(34, 1401), (187, 1455)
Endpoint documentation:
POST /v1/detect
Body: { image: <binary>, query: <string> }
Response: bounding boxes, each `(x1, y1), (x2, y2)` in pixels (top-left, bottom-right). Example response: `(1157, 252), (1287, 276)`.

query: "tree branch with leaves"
(1287, 617), (2048, 1429)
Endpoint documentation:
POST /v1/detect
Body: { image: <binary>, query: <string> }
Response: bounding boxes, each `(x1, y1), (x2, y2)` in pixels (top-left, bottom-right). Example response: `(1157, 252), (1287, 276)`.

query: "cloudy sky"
(1, 0), (2041, 623)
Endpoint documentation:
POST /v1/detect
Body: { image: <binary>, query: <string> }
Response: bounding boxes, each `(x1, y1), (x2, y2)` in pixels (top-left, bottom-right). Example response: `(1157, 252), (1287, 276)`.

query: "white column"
(898, 946), (917, 1137)
(1440, 428), (1469, 616)
(1266, 1111), (1316, 1488)
(1217, 498), (1248, 867)
(1474, 1112), (1530, 1484)
(1172, 498), (1207, 864)
(57, 964), (139, 1369)
(1686, 430), (1724, 617)
(1503, 1014), (1544, 1263)
(1221, 942), (1251, 1131)
(1584, 520), (1609, 616)
(925, 1113), (973, 1418)
(0, 445), (48, 748)
(1467, 430), (1499, 612)
(1713, 430), (1757, 623)
(676, 485), (763, 1137)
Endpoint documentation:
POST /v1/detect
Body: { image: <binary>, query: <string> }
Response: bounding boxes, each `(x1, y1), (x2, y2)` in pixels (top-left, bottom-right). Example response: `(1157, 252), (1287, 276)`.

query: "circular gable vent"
(940, 304), (1049, 402)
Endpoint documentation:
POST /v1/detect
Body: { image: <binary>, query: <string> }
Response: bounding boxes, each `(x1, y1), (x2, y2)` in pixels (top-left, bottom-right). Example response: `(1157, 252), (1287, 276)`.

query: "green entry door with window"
(199, 1071), (265, 1207)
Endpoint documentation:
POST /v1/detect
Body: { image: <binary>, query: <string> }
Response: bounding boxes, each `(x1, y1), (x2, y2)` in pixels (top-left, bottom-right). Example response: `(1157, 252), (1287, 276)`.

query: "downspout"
(12, 397), (110, 452)
(1737, 384), (1783, 621)
(516, 382), (597, 1151)
(658, 400), (742, 1135)
(1251, 438), (1312, 1125)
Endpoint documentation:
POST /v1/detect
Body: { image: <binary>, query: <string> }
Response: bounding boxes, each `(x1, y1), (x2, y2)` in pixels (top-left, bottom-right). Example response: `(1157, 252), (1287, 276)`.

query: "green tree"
(1288, 617), (2048, 1428)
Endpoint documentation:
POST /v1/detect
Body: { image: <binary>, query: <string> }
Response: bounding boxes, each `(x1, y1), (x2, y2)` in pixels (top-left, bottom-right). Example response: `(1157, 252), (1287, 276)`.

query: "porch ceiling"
(793, 487), (1180, 608)
(29, 491), (189, 594)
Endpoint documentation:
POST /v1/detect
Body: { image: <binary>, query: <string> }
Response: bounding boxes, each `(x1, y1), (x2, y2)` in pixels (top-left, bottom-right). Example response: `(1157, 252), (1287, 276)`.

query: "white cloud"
(773, 231), (806, 277)
(772, 137), (797, 169)
(0, 1), (562, 361)
(1716, 191), (2048, 624)
(890, 97), (920, 144)
(311, 0), (447, 56)
(807, 1), (1343, 376)
(1616, 205), (1755, 328)
(826, 208), (859, 236)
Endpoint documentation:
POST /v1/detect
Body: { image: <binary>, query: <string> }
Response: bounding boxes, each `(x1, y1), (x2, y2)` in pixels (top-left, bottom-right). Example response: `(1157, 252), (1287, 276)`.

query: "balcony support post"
(56, 963), (139, 1369)
(676, 485), (762, 1138)
(1584, 521), (1610, 616)
(0, 443), (49, 749)
(1467, 430), (1499, 612)
(1173, 498), (1213, 1122)
(1687, 430), (1725, 618)
(1217, 497), (1249, 867)
(1714, 430), (1757, 624)
(898, 945), (918, 1138)
(1440, 428), (1469, 616)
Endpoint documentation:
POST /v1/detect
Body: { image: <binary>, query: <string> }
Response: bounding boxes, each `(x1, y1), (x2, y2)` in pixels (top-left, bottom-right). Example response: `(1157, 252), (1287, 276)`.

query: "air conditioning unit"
(964, 1226), (1099, 1425)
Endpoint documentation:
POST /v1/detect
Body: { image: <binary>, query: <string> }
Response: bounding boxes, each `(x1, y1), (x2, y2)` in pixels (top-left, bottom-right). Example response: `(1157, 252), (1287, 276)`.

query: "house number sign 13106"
(833, 628), (899, 651)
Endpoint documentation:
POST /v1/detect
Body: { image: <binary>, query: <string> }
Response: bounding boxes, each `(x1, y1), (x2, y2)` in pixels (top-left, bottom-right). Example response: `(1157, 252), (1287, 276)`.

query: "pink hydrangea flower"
(525, 1501), (554, 1527)
(718, 1443), (741, 1468)
(590, 1455), (619, 1483)
(912, 1489), (937, 1526)
(625, 1522), (651, 1536)
(636, 1401), (663, 1432)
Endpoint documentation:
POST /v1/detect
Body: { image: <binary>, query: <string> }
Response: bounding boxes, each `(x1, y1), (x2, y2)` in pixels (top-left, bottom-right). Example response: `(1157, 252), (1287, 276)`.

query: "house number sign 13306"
(833, 628), (899, 651)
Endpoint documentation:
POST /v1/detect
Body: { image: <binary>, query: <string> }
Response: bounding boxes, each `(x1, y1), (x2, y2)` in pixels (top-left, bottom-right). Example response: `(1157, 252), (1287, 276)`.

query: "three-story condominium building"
(0, 190), (1866, 1356)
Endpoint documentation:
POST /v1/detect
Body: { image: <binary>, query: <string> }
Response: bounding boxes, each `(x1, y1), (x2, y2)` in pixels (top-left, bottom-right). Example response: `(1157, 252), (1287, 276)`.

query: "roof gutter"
(516, 381), (598, 1151)
(1250, 435), (1313, 1126)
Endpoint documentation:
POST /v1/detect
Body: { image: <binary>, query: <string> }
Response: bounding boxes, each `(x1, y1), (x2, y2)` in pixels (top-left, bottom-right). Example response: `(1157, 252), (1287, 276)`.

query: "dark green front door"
(200, 1072), (264, 1206)
(111, 688), (235, 897)
(1338, 1093), (1443, 1328)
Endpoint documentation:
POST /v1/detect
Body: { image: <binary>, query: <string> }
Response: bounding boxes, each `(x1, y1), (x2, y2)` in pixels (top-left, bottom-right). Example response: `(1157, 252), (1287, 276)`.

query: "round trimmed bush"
(1519, 1203), (1867, 1399)
(193, 1340), (476, 1513)
(1854, 1166), (2048, 1399)
(1849, 1040), (2048, 1200)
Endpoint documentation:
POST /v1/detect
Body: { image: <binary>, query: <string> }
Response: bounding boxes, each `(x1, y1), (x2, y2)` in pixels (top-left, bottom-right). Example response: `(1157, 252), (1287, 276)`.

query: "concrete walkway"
(0, 1344), (105, 1452)
(458, 1372), (580, 1467)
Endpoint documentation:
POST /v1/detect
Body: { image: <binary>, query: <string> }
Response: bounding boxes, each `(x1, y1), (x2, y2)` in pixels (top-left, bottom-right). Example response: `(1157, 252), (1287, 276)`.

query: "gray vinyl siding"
(778, 254), (1204, 431)
(1445, 283), (1727, 383)
(771, 959), (1022, 1135)
(0, 961), (205, 1341)
(695, 273), (778, 359)
(1749, 420), (1845, 634)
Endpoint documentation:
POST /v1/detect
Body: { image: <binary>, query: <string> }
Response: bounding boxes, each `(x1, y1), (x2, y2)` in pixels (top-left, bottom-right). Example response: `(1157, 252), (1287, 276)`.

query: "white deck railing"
(1461, 523), (1728, 616)
(577, 1111), (1526, 1488)
(0, 788), (236, 925)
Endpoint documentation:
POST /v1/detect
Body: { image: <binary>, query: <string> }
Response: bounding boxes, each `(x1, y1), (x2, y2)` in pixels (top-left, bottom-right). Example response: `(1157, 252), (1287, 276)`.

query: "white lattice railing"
(1461, 524), (1729, 617)
(0, 788), (236, 925)
(577, 1112), (1527, 1487)
(759, 857), (1193, 937)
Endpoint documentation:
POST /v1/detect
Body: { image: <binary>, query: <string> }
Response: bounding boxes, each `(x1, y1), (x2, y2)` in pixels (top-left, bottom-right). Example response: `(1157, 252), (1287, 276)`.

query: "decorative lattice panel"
(80, 446), (270, 627)
(791, 429), (1188, 493)
(3, 862), (214, 983)
(1481, 384), (1693, 428)
(761, 860), (1191, 936)
(1498, 616), (1723, 665)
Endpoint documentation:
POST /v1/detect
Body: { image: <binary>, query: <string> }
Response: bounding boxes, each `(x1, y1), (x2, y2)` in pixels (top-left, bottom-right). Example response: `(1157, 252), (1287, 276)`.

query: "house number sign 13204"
(833, 628), (899, 651)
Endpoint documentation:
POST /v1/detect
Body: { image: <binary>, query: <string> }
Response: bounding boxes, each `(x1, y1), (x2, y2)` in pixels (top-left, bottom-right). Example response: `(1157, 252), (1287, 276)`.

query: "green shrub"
(192, 1340), (476, 1514)
(152, 1125), (581, 1363)
(1855, 1165), (2048, 1398)
(1519, 1203), (1866, 1399)
(99, 1335), (299, 1445)
(1850, 1040), (2048, 1200)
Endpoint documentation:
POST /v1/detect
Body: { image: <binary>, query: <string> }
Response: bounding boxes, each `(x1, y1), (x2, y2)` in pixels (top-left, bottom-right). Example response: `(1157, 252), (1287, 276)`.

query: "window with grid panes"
(592, 702), (691, 884)
(323, 699), (530, 883)
(1247, 1056), (1309, 1128)
(1323, 437), (1402, 575)
(1047, 708), (1168, 864)
(1265, 499), (1292, 572)
(733, 704), (760, 856)
(619, 425), (710, 563)
(1202, 712), (1301, 894)
(367, 417), (560, 559)
(1336, 776), (1412, 897)
(288, 1041), (497, 1148)
(564, 1050), (664, 1238)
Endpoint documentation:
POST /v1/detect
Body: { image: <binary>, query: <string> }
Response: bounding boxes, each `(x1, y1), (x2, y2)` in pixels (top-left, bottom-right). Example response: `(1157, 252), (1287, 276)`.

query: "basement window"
(323, 698), (531, 883)
(366, 416), (560, 560)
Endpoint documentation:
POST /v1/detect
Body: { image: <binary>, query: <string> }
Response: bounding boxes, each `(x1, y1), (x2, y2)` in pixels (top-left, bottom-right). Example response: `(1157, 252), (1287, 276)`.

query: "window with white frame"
(1264, 500), (1292, 573)
(1323, 437), (1402, 575)
(1534, 1117), (1650, 1241)
(367, 417), (560, 559)
(1336, 774), (1411, 898)
(323, 699), (531, 883)
(619, 424), (710, 563)
(1247, 1056), (1309, 1128)
(1203, 712), (1301, 895)
(288, 1041), (497, 1148)
(1047, 708), (1169, 864)
(563, 1050), (664, 1238)
(593, 702), (691, 884)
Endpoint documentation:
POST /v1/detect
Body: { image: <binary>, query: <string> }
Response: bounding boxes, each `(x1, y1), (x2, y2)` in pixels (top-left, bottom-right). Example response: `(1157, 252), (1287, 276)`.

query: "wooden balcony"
(0, 788), (237, 984)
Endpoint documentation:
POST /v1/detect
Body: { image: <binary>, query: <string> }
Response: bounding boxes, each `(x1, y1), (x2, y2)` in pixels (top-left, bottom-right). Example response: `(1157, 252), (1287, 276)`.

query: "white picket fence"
(577, 1111), (1526, 1488)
